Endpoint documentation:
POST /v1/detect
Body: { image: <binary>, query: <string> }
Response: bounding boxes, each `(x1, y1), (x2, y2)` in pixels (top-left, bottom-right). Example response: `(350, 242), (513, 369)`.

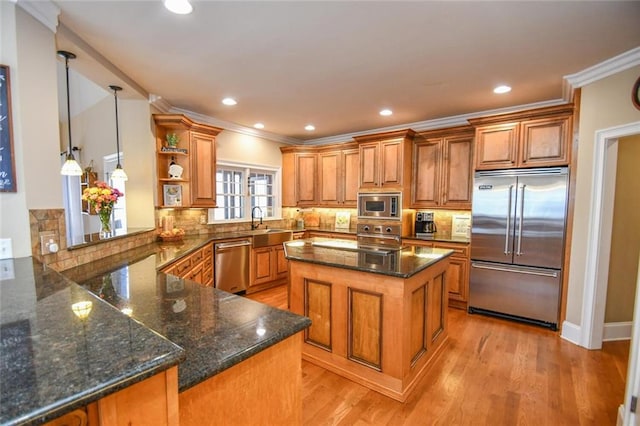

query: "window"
(212, 163), (280, 222)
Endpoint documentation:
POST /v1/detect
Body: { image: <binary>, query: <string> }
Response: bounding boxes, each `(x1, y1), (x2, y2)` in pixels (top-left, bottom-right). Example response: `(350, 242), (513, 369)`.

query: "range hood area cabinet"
(411, 125), (474, 210)
(154, 114), (223, 208)
(353, 129), (415, 192)
(281, 142), (359, 207)
(468, 104), (574, 170)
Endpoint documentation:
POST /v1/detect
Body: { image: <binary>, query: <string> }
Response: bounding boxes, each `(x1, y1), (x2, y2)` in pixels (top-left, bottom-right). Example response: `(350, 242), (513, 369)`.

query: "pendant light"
(108, 85), (128, 181)
(58, 50), (83, 176)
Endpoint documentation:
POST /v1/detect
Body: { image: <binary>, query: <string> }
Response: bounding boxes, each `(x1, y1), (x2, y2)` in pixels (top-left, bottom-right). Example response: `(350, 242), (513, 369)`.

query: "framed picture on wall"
(0, 65), (17, 192)
(163, 184), (182, 206)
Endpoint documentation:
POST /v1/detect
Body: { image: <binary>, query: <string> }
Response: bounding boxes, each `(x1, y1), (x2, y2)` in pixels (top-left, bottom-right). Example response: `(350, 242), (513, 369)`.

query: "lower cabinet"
(406, 239), (469, 309)
(249, 244), (288, 293)
(44, 368), (179, 426)
(162, 243), (214, 287)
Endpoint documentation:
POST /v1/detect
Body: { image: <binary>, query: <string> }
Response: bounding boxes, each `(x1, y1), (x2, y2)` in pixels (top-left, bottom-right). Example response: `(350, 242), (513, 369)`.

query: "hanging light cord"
(63, 52), (74, 157)
(110, 85), (122, 168)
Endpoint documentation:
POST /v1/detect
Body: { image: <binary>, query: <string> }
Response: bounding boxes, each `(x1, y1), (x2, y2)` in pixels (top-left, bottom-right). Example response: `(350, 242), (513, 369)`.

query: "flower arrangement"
(82, 181), (123, 239)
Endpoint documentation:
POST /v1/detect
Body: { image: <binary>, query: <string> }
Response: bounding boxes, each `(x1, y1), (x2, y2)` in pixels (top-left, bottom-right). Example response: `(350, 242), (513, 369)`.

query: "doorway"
(580, 121), (640, 350)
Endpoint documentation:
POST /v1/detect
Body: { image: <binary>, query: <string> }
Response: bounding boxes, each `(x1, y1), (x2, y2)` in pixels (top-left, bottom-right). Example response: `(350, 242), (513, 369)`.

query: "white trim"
(581, 121), (640, 349)
(16, 0), (59, 33)
(603, 322), (633, 342)
(560, 320), (581, 345)
(622, 254), (640, 426)
(304, 99), (566, 146)
(172, 107), (302, 146)
(565, 47), (640, 89)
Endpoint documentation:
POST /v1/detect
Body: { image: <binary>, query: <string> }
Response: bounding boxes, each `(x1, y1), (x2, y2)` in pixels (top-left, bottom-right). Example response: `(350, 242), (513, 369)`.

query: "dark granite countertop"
(283, 238), (453, 278)
(404, 232), (470, 244)
(77, 254), (311, 392)
(0, 258), (185, 426)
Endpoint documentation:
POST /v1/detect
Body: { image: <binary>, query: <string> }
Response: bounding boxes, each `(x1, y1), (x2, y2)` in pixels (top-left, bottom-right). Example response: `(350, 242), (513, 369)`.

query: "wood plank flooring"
(247, 285), (630, 425)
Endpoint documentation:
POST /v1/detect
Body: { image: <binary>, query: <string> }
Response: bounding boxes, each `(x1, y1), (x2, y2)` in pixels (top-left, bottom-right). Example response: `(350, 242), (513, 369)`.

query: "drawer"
(202, 265), (213, 286)
(433, 242), (469, 258)
(173, 256), (193, 276)
(190, 248), (204, 265)
(202, 243), (213, 259)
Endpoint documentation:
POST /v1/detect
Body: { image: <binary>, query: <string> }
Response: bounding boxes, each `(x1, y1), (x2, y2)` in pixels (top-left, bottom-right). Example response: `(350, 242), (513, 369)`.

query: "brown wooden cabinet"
(412, 126), (474, 209)
(81, 170), (98, 215)
(318, 144), (359, 207)
(154, 114), (222, 208)
(354, 129), (415, 191)
(469, 104), (573, 170)
(249, 244), (288, 293)
(406, 239), (469, 309)
(161, 242), (214, 287)
(281, 142), (357, 207)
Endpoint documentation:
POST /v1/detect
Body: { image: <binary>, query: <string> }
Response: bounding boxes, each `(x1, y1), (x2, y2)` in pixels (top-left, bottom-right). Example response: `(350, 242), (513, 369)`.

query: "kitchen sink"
(250, 229), (293, 248)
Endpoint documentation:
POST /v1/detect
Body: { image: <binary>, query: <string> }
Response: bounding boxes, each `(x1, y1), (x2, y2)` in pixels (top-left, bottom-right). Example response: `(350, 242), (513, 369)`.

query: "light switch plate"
(0, 238), (13, 260)
(0, 259), (15, 280)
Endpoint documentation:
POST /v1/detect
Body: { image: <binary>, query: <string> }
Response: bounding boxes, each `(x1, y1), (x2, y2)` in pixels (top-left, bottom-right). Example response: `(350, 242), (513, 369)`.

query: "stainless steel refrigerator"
(468, 167), (569, 330)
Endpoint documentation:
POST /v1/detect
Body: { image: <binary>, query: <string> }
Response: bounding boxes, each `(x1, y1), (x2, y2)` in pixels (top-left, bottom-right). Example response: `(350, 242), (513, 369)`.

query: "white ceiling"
(50, 1), (640, 143)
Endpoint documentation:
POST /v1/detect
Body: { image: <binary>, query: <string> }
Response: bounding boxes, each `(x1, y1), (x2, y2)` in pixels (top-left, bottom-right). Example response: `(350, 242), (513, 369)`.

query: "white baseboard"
(561, 320), (582, 345)
(603, 321), (633, 341)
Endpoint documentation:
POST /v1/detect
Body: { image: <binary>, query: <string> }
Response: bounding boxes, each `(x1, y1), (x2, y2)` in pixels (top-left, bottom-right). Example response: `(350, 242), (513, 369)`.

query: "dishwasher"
(214, 240), (251, 293)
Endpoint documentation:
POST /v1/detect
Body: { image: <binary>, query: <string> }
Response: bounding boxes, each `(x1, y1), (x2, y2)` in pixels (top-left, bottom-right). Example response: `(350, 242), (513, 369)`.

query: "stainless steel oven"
(357, 192), (401, 220)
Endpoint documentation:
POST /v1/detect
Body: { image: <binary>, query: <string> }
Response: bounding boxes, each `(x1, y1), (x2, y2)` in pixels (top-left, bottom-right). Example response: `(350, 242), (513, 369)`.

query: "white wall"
(0, 4), (62, 258)
(216, 130), (287, 167)
(565, 66), (640, 325)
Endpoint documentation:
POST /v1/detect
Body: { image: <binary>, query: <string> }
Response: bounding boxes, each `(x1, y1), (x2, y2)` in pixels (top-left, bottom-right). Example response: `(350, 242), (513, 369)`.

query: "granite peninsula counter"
(1, 236), (310, 426)
(284, 238), (453, 402)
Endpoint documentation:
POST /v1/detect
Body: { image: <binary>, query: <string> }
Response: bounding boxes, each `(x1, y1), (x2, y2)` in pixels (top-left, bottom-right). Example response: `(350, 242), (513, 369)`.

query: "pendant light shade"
(109, 85), (128, 181)
(58, 50), (83, 176)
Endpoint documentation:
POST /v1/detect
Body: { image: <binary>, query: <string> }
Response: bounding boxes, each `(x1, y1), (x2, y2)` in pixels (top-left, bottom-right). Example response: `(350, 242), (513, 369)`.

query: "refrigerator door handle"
(471, 262), (558, 278)
(516, 184), (526, 256)
(504, 185), (514, 254)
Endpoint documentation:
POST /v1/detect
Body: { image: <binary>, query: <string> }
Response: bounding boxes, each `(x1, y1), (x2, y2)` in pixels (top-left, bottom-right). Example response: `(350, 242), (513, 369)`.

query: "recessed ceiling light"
(379, 109), (393, 116)
(305, 124), (315, 131)
(254, 123), (265, 129)
(222, 97), (237, 106)
(493, 85), (512, 94)
(164, 0), (193, 14)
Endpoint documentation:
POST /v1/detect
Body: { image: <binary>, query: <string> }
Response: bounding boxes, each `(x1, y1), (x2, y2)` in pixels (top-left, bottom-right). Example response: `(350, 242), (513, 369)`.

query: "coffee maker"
(415, 211), (437, 238)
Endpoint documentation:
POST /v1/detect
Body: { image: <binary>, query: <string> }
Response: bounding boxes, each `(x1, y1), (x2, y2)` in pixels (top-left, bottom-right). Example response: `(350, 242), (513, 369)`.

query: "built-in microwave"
(357, 192), (401, 220)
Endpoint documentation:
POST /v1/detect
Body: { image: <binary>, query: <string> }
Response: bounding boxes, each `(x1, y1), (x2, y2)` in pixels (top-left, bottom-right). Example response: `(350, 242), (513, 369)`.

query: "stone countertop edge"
(283, 238), (454, 279)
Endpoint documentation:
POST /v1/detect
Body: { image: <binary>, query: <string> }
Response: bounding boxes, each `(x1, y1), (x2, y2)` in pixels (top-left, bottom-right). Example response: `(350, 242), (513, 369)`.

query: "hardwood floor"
(247, 285), (630, 425)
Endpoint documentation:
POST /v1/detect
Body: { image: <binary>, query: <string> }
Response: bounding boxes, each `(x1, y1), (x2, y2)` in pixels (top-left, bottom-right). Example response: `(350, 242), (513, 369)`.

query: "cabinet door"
(296, 153), (317, 205)
(190, 132), (216, 207)
(359, 142), (379, 188)
(411, 139), (440, 207)
(275, 245), (289, 280)
(318, 151), (341, 206)
(520, 116), (570, 167)
(441, 135), (473, 209)
(281, 151), (296, 206)
(380, 139), (403, 187)
(251, 247), (274, 286)
(474, 123), (519, 170)
(433, 242), (469, 308)
(342, 148), (359, 206)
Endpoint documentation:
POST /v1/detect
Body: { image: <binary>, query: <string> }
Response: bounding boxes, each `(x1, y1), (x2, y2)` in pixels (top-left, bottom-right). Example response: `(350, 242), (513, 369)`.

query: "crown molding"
(17, 0), (60, 33)
(148, 94), (172, 113)
(303, 99), (566, 146)
(169, 106), (303, 145)
(564, 47), (640, 96)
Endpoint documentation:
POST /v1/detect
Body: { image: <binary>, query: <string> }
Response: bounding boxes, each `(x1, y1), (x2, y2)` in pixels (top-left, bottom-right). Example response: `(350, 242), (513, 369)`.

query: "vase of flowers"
(82, 181), (123, 240)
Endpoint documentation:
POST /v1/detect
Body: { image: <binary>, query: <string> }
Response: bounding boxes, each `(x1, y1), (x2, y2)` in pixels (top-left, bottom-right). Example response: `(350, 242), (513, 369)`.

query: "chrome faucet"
(251, 206), (263, 230)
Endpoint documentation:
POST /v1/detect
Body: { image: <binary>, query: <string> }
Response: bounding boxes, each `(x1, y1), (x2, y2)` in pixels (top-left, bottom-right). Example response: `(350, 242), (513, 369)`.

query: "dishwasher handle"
(215, 240), (251, 250)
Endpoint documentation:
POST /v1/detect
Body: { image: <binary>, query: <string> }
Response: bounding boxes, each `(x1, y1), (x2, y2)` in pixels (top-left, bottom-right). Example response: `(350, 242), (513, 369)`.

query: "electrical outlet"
(0, 238), (12, 260)
(40, 232), (59, 255)
(0, 259), (15, 280)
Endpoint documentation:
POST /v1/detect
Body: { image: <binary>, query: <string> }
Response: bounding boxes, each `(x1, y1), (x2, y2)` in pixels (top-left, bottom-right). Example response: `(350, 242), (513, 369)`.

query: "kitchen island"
(284, 238), (453, 402)
(1, 247), (310, 426)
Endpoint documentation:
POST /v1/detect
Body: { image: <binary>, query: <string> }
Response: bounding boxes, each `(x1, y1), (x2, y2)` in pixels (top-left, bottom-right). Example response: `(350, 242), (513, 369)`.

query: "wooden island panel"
(289, 256), (449, 402)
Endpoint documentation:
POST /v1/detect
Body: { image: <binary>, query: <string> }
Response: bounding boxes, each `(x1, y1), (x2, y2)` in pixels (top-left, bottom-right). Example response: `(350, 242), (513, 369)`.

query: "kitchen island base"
(288, 256), (449, 402)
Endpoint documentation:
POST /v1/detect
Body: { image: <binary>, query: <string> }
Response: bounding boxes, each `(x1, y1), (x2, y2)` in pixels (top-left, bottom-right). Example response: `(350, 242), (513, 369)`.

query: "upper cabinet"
(154, 114), (223, 208)
(281, 142), (358, 207)
(411, 126), (474, 209)
(354, 130), (415, 191)
(469, 104), (574, 170)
